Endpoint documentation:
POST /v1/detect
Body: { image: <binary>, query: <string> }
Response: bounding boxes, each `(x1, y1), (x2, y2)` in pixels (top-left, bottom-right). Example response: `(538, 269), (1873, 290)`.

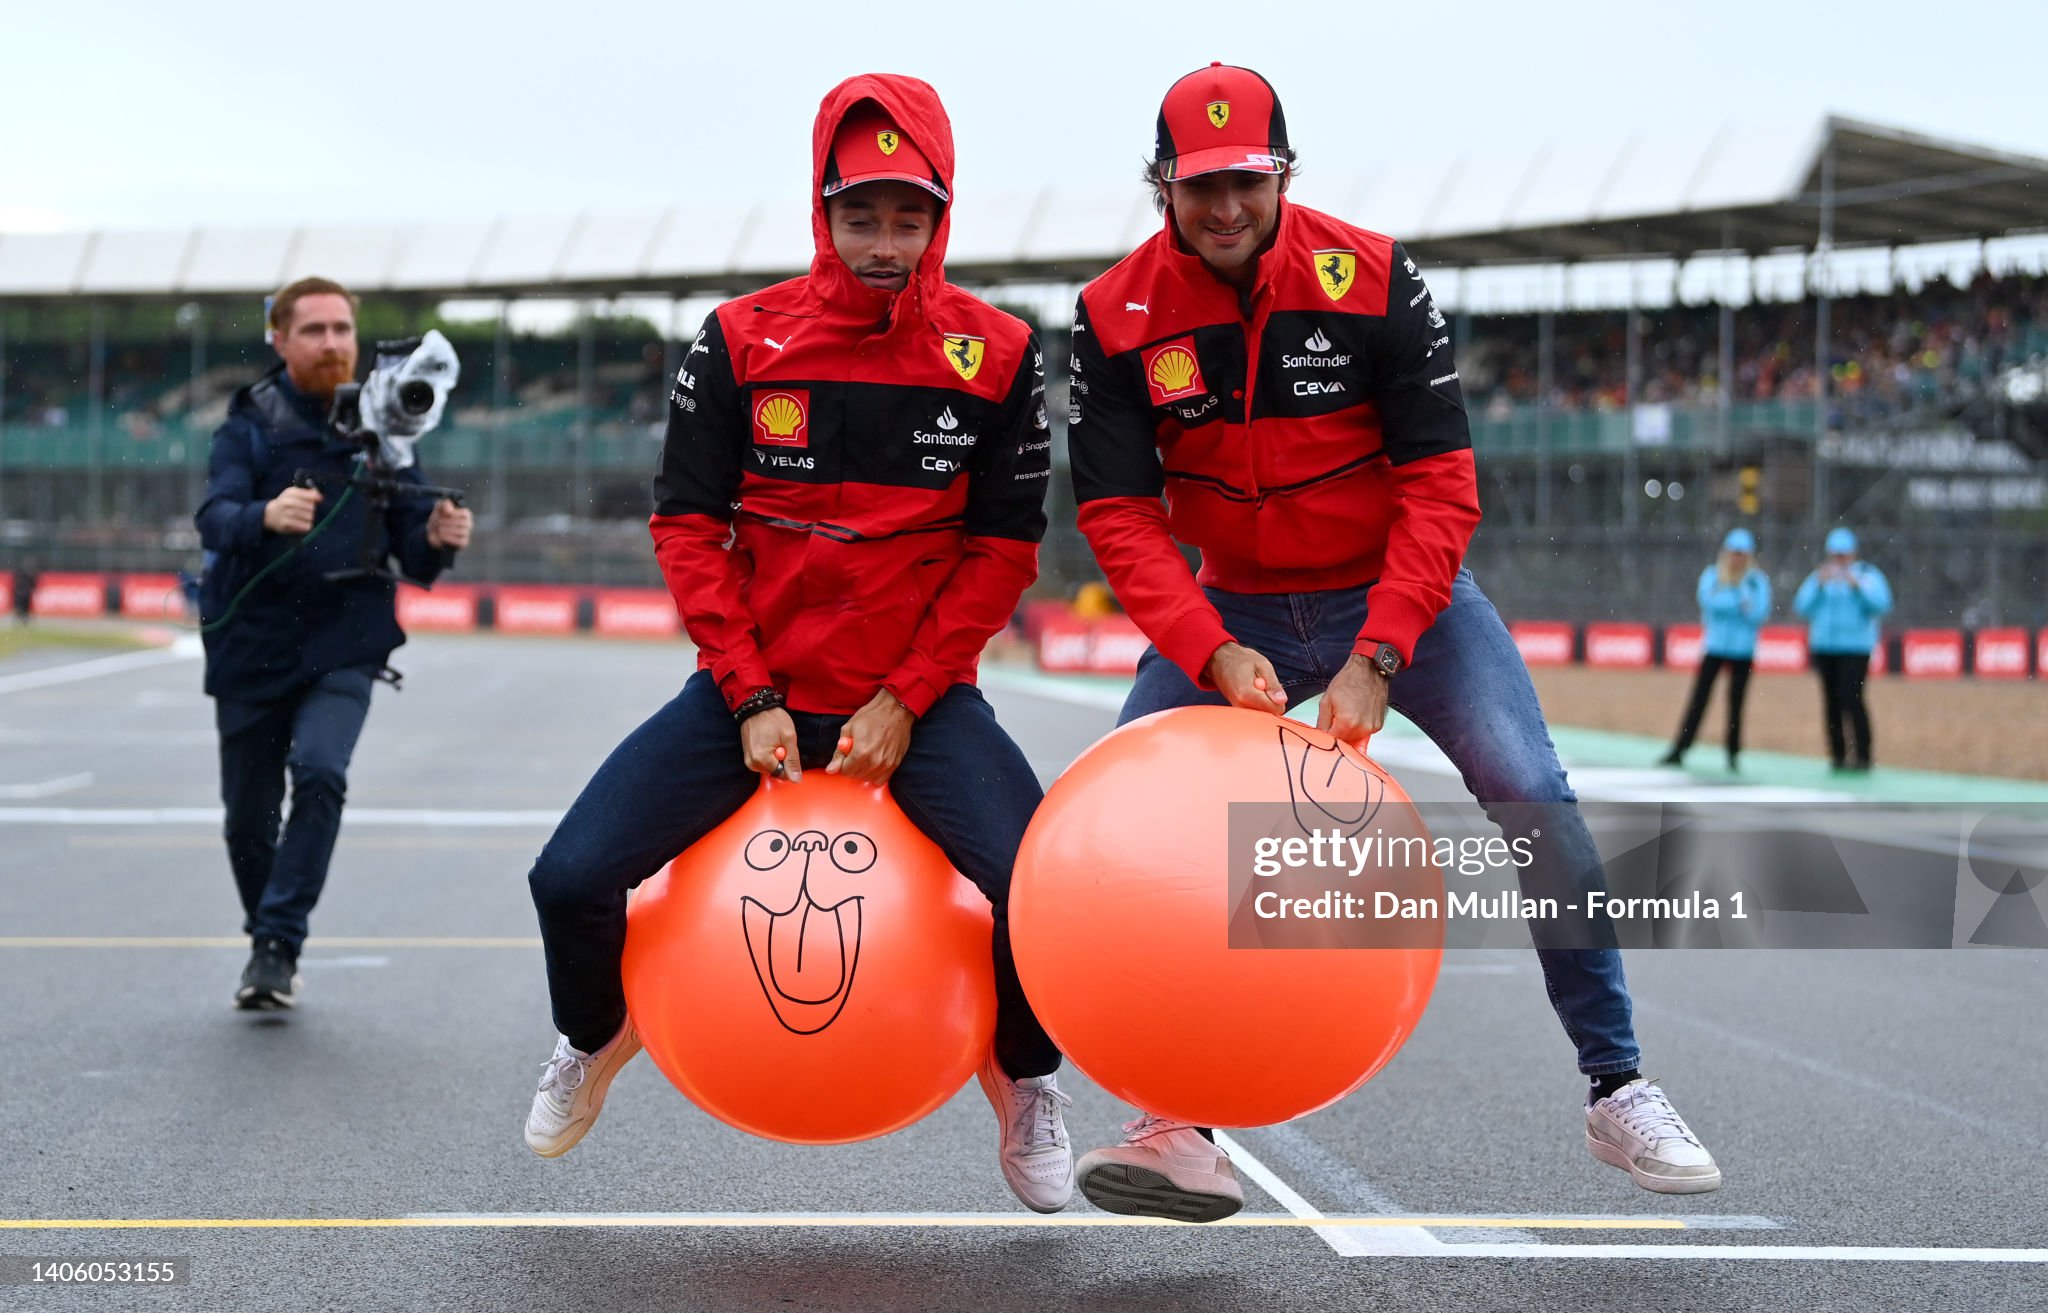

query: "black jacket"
(194, 365), (450, 703)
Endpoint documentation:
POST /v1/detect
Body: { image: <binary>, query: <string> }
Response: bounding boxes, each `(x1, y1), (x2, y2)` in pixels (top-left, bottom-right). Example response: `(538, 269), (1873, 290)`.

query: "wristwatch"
(1371, 642), (1402, 678)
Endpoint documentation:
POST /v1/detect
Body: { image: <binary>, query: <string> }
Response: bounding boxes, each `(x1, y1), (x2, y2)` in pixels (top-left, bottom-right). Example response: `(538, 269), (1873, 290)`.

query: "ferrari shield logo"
(942, 333), (985, 382)
(1206, 100), (1230, 129)
(877, 130), (900, 156)
(1314, 249), (1357, 302)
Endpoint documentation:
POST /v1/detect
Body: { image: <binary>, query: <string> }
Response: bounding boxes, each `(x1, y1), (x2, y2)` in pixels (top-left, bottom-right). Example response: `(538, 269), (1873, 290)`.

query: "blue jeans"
(527, 671), (1061, 1078)
(216, 665), (378, 954)
(1121, 569), (1641, 1077)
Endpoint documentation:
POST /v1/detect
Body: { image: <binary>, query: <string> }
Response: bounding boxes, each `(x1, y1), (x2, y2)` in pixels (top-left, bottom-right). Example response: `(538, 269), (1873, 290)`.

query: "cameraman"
(195, 276), (472, 1010)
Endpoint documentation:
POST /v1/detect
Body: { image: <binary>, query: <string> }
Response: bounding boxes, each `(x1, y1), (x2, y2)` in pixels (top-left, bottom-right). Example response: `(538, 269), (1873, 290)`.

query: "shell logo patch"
(942, 334), (985, 382)
(877, 130), (900, 156)
(1142, 337), (1206, 404)
(753, 390), (810, 447)
(1314, 249), (1357, 303)
(1206, 101), (1230, 129)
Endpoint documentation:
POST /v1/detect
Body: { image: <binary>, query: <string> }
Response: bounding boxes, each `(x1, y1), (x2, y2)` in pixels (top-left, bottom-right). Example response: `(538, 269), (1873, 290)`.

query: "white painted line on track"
(0, 772), (94, 799)
(0, 639), (201, 695)
(0, 807), (563, 827)
(1213, 1131), (1446, 1256)
(1433, 1242), (2048, 1262)
(16, 1212), (2038, 1259)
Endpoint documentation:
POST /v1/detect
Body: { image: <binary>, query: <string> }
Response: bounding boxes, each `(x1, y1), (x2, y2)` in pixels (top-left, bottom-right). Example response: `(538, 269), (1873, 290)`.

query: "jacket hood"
(809, 73), (955, 320)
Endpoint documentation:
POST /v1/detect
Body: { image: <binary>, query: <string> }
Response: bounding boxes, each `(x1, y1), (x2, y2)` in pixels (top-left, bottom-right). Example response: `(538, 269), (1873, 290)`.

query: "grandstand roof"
(0, 115), (2043, 301)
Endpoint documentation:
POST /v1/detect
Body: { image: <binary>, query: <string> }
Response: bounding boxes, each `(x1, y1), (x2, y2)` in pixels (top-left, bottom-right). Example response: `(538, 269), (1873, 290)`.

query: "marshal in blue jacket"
(1792, 561), (1892, 655)
(1697, 566), (1771, 659)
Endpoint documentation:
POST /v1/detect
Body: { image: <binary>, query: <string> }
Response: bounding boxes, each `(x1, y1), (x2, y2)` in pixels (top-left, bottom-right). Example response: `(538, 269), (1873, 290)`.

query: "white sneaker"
(524, 1018), (642, 1158)
(1076, 1115), (1245, 1223)
(1586, 1078), (1722, 1194)
(977, 1055), (1074, 1213)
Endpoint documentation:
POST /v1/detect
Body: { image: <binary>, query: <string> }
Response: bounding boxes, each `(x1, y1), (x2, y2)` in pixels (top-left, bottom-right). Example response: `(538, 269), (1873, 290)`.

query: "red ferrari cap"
(1155, 63), (1291, 181)
(822, 102), (949, 203)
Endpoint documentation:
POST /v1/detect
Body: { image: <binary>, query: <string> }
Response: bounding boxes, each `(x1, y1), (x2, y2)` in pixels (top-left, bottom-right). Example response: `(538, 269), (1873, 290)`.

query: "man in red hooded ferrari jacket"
(520, 74), (1074, 1212)
(1064, 65), (1721, 1222)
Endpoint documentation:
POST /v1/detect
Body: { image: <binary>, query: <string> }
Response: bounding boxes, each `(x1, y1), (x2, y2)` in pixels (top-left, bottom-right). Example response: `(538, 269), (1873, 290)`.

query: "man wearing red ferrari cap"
(519, 74), (1075, 1213)
(1066, 64), (1721, 1221)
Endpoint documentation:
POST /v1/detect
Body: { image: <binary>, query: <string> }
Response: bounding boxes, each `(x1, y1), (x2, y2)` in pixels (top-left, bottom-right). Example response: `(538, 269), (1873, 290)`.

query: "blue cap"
(1722, 528), (1756, 553)
(1825, 527), (1857, 555)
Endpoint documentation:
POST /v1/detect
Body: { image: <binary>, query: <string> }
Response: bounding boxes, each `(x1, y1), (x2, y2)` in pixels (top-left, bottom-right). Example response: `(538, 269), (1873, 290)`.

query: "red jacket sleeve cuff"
(1353, 591), (1436, 668)
(713, 658), (778, 713)
(885, 660), (947, 718)
(1156, 607), (1236, 687)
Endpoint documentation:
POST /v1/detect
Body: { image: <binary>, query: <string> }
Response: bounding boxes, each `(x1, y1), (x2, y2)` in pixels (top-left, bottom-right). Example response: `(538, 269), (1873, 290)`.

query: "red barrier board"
(397, 583), (480, 632)
(1870, 636), (1888, 675)
(493, 586), (580, 635)
(119, 574), (185, 619)
(1034, 616), (1150, 675)
(1036, 617), (1094, 673)
(1585, 622), (1653, 669)
(2039, 629), (2048, 679)
(0, 577), (11, 614)
(1086, 615), (1149, 675)
(31, 572), (108, 618)
(1901, 629), (1963, 679)
(1662, 624), (1703, 671)
(1973, 628), (2029, 679)
(1510, 621), (1574, 667)
(593, 589), (680, 638)
(1753, 625), (1809, 673)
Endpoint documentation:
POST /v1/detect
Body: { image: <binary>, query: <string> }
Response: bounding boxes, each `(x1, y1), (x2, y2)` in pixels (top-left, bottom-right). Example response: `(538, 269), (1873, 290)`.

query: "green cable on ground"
(197, 484), (357, 637)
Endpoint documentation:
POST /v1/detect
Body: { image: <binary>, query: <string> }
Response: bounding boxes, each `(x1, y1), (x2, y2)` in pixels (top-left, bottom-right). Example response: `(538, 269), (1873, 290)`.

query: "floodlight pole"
(1813, 141), (1836, 529)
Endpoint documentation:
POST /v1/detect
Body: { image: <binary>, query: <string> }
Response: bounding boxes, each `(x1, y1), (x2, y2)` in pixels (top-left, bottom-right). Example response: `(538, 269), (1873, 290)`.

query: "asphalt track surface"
(2, 634), (2045, 1312)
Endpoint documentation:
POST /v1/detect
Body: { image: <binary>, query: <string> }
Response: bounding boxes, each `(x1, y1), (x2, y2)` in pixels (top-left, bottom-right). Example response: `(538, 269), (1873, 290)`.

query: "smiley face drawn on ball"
(740, 829), (876, 1035)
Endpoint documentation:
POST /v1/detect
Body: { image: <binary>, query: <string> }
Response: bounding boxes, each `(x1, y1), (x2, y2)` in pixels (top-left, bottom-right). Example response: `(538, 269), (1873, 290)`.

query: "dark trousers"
(527, 670), (1061, 1079)
(1813, 651), (1873, 766)
(216, 665), (377, 954)
(1669, 655), (1754, 758)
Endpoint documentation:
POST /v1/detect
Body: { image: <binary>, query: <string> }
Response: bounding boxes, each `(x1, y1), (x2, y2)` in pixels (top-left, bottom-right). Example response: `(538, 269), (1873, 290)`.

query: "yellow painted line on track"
(0, 1214), (1688, 1232)
(0, 937), (542, 949)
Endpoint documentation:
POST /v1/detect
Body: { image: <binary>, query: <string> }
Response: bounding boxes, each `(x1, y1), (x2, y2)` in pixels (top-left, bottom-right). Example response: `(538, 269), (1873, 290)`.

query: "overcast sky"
(7, 0), (2046, 236)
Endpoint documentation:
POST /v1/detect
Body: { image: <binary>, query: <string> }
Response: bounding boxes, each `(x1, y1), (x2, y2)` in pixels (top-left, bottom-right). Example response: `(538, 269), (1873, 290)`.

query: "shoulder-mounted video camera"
(296, 330), (469, 583)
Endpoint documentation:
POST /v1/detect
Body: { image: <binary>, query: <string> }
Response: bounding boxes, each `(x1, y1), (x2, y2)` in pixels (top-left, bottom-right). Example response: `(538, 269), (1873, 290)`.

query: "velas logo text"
(753, 390), (810, 447)
(942, 334), (985, 382)
(1314, 250), (1356, 303)
(1143, 338), (1206, 404)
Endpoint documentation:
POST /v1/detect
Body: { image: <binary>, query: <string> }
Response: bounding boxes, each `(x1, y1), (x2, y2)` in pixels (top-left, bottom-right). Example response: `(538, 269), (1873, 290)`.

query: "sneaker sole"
(525, 1035), (641, 1159)
(1079, 1162), (1243, 1224)
(1586, 1132), (1723, 1194)
(234, 983), (298, 1011)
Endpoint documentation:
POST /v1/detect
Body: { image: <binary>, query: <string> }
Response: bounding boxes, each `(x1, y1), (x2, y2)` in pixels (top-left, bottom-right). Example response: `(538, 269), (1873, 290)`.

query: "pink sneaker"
(1076, 1114), (1244, 1222)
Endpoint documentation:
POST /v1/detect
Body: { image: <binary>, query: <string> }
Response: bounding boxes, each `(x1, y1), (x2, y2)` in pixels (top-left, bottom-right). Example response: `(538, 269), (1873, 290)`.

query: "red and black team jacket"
(1068, 200), (1480, 683)
(650, 75), (1050, 716)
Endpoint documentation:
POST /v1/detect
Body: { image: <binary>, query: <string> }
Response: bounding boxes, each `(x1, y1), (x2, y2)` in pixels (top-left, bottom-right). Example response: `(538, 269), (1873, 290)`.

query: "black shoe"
(236, 936), (300, 1010)
(1726, 752), (1740, 772)
(1658, 750), (1684, 767)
